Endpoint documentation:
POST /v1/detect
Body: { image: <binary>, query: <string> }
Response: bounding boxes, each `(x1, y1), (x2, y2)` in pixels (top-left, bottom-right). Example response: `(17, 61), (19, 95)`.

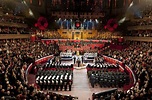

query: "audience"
(0, 39), (77, 100)
(0, 16), (25, 24)
(0, 26), (32, 34)
(0, 38), (152, 100)
(125, 1), (152, 37)
(126, 30), (152, 37)
(95, 41), (152, 100)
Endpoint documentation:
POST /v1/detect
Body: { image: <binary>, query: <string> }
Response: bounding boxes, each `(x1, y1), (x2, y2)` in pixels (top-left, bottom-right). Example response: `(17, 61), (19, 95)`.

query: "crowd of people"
(128, 19), (152, 26)
(126, 30), (152, 37)
(0, 27), (31, 34)
(126, 1), (152, 37)
(97, 41), (152, 100)
(142, 1), (152, 17)
(42, 31), (62, 39)
(0, 16), (25, 24)
(0, 39), (78, 100)
(0, 14), (32, 34)
(0, 38), (151, 100)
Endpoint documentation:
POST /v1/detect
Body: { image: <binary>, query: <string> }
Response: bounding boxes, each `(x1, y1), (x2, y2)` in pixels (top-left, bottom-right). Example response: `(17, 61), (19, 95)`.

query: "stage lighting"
(29, 9), (34, 16)
(119, 17), (126, 24)
(128, 1), (133, 8)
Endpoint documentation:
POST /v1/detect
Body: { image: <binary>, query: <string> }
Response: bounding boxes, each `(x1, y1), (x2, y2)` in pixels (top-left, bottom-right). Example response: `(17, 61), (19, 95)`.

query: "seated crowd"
(0, 38), (151, 99)
(94, 41), (152, 100)
(0, 16), (25, 24)
(128, 19), (152, 26)
(0, 15), (29, 34)
(142, 1), (152, 17)
(125, 1), (152, 38)
(43, 31), (62, 39)
(127, 30), (152, 37)
(0, 26), (31, 34)
(56, 39), (105, 47)
(0, 39), (77, 100)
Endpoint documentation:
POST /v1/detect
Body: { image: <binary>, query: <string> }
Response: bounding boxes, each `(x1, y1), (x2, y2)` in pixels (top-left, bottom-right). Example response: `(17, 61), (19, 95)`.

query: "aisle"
(55, 69), (111, 100)
(27, 56), (120, 100)
(71, 69), (93, 100)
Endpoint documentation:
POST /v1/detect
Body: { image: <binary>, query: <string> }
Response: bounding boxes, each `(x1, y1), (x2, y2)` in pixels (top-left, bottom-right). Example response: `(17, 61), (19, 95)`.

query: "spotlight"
(128, 1), (133, 8)
(118, 17), (126, 24)
(29, 9), (34, 16)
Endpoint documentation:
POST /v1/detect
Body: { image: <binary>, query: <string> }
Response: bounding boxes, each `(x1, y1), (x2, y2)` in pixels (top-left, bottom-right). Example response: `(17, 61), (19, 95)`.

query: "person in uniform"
(81, 56), (84, 64)
(55, 75), (59, 91)
(90, 74), (95, 88)
(68, 75), (72, 91)
(77, 58), (80, 67)
(73, 56), (76, 64)
(59, 75), (64, 91)
(51, 75), (56, 90)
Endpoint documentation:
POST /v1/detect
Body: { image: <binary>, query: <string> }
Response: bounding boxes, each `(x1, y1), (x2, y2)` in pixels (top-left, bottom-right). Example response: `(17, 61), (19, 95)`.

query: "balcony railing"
(0, 22), (28, 28)
(128, 25), (152, 30)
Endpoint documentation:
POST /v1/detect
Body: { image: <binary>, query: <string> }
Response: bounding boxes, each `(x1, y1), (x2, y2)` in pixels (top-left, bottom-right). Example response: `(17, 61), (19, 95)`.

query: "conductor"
(77, 58), (81, 67)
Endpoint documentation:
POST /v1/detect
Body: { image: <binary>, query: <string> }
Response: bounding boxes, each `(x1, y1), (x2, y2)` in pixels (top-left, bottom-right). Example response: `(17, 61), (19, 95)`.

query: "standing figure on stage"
(81, 56), (84, 64)
(73, 56), (76, 64)
(59, 56), (61, 64)
(77, 58), (81, 67)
